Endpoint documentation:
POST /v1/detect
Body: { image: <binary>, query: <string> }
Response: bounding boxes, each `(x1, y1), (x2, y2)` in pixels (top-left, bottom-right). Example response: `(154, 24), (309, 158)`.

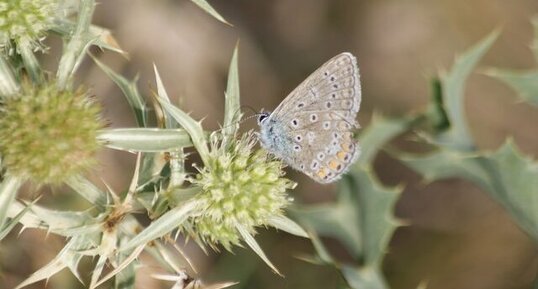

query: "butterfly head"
(257, 112), (270, 125)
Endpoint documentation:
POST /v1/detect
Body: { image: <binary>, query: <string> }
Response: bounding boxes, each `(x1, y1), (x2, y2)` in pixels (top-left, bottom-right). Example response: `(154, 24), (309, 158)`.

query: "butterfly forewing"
(260, 52), (361, 183)
(272, 53), (361, 120)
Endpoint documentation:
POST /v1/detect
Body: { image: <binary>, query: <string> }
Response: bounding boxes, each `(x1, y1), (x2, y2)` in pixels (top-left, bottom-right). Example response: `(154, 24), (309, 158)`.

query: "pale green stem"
(0, 56), (19, 98)
(19, 40), (43, 83)
(56, 0), (95, 89)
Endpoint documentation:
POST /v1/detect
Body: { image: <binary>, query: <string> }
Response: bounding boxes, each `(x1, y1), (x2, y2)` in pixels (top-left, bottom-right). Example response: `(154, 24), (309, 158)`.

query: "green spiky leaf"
(483, 18), (538, 106)
(15, 235), (93, 289)
(341, 266), (389, 289)
(94, 56), (147, 126)
(121, 201), (198, 252)
(99, 128), (194, 152)
(399, 140), (538, 241)
(189, 0), (230, 25)
(0, 176), (23, 230)
(292, 168), (401, 265)
(154, 68), (210, 166)
(437, 31), (498, 150)
(485, 69), (538, 106)
(0, 198), (33, 240)
(236, 224), (281, 276)
(65, 175), (109, 208)
(223, 43), (241, 141)
(348, 169), (401, 266)
(53, 19), (126, 55)
(357, 114), (412, 166)
(267, 215), (308, 238)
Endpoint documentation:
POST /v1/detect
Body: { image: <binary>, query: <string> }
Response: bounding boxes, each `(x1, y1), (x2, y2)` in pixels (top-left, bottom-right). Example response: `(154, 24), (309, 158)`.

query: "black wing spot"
(291, 119), (299, 127)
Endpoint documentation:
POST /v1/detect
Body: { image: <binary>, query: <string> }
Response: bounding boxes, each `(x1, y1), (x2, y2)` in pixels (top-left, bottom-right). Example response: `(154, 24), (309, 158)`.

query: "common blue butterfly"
(258, 53), (361, 183)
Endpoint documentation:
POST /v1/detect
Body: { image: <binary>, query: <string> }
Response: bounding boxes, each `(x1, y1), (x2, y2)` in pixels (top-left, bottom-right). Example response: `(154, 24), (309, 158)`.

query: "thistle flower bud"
(0, 81), (104, 184)
(190, 132), (296, 250)
(0, 0), (59, 53)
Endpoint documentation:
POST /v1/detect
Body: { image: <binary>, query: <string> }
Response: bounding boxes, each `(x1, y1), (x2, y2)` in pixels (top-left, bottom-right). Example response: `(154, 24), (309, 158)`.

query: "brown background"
(2, 0), (538, 288)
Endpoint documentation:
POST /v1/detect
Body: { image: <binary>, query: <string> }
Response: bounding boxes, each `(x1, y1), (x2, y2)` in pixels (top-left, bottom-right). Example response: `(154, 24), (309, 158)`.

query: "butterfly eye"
(257, 113), (269, 124)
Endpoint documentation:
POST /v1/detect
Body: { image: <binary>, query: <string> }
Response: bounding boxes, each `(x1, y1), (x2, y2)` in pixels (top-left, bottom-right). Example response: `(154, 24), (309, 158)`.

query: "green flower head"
(0, 0), (59, 53)
(0, 81), (104, 185)
(189, 132), (296, 250)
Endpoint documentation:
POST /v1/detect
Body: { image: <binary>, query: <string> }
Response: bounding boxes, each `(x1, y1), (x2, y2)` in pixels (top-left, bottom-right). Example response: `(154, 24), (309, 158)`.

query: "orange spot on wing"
(341, 142), (353, 152)
(337, 151), (347, 160)
(317, 168), (327, 179)
(328, 160), (340, 170)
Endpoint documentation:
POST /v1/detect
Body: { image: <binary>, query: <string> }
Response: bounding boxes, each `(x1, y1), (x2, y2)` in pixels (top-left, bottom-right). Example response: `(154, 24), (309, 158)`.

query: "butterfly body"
(258, 52), (361, 183)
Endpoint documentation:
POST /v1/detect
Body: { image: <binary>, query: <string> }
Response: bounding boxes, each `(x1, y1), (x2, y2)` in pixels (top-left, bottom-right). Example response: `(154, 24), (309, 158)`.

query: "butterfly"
(258, 52), (361, 183)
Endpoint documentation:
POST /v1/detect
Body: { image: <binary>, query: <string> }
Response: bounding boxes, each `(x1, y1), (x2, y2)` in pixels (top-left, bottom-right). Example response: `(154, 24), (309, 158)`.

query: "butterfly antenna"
(214, 105), (265, 136)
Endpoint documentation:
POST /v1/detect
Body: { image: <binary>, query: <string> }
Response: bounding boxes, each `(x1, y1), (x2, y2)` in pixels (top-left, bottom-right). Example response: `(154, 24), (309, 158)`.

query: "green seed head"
(190, 132), (296, 250)
(0, 81), (104, 185)
(0, 0), (59, 53)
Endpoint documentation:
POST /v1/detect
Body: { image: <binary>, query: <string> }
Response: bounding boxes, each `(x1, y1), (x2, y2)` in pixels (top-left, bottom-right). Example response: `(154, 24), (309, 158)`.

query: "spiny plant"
(1, 0), (538, 289)
(1, 1), (307, 288)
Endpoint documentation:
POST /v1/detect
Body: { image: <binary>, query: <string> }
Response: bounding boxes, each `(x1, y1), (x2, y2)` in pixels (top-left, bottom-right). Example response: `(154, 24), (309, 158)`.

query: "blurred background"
(3, 0), (538, 288)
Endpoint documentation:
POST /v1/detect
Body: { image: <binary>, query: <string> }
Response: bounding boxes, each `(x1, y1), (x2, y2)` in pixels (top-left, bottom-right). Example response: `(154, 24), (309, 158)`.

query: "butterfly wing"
(264, 52), (361, 183)
(271, 52), (361, 120)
